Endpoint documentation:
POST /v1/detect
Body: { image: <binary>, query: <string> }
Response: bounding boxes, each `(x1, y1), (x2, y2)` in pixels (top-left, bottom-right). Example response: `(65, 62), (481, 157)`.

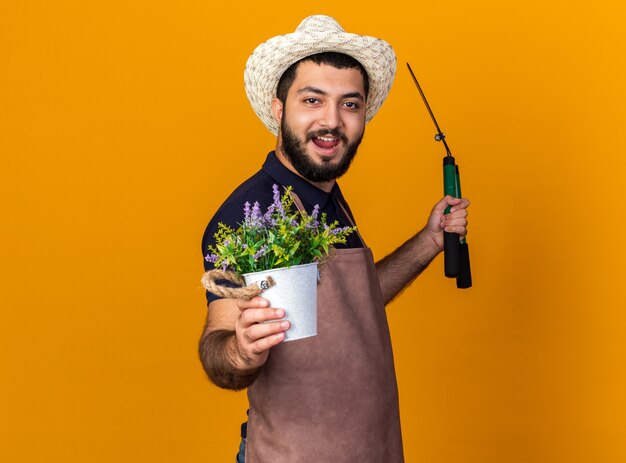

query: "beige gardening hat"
(244, 15), (397, 135)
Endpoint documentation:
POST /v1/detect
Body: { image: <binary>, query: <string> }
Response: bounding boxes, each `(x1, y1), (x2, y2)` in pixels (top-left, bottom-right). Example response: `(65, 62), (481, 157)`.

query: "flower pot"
(243, 262), (318, 342)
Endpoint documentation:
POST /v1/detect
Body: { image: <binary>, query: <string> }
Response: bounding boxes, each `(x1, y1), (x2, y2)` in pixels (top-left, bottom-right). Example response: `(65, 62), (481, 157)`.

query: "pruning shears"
(407, 63), (472, 289)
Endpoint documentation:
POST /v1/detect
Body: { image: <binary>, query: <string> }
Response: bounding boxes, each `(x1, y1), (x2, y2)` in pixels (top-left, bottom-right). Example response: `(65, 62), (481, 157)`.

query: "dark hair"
(275, 52), (370, 104)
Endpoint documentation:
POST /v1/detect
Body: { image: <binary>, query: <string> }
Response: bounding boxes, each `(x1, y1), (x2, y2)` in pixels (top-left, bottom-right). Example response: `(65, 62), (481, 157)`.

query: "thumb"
(433, 195), (460, 214)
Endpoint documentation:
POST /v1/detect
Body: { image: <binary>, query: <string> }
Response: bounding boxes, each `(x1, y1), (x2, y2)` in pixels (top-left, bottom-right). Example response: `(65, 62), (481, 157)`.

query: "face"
(273, 61), (367, 184)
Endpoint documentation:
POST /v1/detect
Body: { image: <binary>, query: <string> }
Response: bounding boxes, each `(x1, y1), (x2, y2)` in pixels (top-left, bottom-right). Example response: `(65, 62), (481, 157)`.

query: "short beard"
(280, 118), (363, 183)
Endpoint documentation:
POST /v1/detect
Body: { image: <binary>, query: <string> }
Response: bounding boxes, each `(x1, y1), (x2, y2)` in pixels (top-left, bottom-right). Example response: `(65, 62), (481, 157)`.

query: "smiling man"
(199, 15), (469, 463)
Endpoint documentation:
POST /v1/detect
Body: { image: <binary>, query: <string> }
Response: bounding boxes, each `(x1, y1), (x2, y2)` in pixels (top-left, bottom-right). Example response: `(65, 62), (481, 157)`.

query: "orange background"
(2, 1), (625, 462)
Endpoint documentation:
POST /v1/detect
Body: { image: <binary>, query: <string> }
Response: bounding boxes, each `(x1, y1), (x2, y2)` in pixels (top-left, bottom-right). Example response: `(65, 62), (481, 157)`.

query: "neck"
(274, 144), (336, 193)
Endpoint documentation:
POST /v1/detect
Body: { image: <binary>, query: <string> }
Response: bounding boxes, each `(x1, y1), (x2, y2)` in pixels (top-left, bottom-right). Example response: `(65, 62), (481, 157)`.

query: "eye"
(304, 97), (320, 104)
(343, 101), (360, 110)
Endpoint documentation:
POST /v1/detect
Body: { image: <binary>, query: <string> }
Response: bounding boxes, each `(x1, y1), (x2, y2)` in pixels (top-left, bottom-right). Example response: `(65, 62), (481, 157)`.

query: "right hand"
(233, 296), (290, 370)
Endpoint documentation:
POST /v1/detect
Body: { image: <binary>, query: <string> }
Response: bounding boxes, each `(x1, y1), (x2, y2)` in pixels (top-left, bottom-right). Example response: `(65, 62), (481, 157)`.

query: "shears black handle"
(443, 156), (472, 288)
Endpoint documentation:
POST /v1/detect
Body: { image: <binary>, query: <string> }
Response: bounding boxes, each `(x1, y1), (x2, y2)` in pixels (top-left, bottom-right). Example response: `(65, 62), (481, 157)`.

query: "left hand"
(424, 195), (470, 252)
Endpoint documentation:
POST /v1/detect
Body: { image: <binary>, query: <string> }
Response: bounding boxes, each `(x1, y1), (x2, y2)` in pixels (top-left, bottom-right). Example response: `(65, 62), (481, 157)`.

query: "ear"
(271, 97), (283, 125)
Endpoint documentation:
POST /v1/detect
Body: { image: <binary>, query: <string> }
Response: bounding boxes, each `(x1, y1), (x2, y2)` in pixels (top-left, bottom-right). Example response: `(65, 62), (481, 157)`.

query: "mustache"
(306, 129), (348, 143)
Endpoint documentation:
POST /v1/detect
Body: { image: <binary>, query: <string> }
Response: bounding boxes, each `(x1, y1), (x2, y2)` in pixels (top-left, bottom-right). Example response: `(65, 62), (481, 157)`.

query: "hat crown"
(295, 15), (345, 34)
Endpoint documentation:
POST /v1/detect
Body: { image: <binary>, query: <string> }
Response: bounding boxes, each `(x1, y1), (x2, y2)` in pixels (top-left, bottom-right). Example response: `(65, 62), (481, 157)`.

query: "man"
(199, 15), (469, 462)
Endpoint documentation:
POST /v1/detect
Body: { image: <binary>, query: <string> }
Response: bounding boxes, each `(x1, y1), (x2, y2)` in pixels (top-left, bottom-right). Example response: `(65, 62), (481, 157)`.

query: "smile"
(312, 136), (340, 150)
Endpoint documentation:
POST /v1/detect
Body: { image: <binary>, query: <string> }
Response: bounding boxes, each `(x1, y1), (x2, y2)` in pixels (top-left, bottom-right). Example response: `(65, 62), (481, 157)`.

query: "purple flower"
(272, 184), (286, 218)
(248, 201), (264, 227)
(243, 202), (251, 222)
(272, 184), (281, 206)
(253, 245), (268, 261)
(331, 226), (352, 236)
(205, 253), (219, 263)
(306, 204), (320, 229)
(324, 224), (351, 236)
(264, 203), (276, 224)
(311, 204), (320, 220)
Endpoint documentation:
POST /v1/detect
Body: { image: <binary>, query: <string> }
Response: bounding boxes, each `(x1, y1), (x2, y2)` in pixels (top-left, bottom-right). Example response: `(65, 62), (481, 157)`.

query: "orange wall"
(2, 1), (625, 462)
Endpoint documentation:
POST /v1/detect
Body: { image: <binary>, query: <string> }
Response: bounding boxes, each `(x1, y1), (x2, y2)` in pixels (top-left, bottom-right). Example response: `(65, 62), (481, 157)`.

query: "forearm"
(376, 228), (441, 304)
(198, 329), (260, 390)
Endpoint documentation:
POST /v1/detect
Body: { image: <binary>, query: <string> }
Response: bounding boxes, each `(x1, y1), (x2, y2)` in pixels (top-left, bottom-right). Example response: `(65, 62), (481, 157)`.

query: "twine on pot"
(201, 269), (275, 300)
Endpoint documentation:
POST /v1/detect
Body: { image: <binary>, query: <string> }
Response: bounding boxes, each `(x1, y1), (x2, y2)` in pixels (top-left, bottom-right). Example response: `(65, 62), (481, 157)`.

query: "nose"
(319, 104), (342, 129)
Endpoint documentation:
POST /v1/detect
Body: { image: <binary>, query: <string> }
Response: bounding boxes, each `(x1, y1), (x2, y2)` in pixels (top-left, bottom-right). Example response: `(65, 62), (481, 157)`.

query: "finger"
(432, 196), (453, 214)
(432, 196), (464, 217)
(445, 217), (468, 227)
(442, 209), (468, 222)
(237, 296), (269, 311)
(443, 195), (463, 208)
(442, 215), (467, 227)
(445, 195), (462, 203)
(239, 308), (285, 328)
(244, 319), (290, 344)
(444, 225), (467, 235)
(249, 332), (286, 355)
(443, 218), (468, 234)
(441, 210), (467, 225)
(449, 198), (470, 213)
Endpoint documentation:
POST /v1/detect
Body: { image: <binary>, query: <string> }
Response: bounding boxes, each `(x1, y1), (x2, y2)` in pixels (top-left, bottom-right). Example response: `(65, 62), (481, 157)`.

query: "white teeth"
(317, 136), (336, 142)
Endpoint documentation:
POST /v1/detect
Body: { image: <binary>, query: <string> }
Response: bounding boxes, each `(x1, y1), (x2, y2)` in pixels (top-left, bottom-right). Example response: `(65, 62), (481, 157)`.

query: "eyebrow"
(296, 86), (365, 100)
